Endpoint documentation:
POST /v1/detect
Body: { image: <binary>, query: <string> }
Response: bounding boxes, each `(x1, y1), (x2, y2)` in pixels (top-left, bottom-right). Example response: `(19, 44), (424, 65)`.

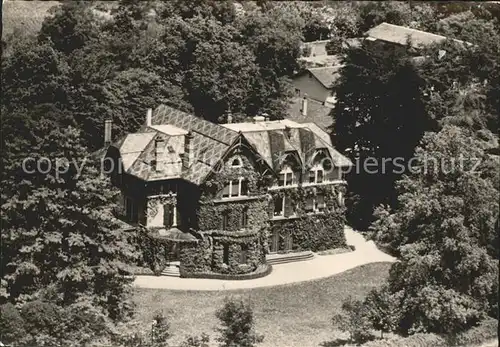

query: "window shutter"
(284, 196), (293, 217)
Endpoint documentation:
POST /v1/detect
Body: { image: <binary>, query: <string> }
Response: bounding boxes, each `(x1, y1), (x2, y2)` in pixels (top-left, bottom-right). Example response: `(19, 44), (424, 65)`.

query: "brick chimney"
(182, 131), (194, 170)
(146, 108), (152, 127)
(104, 119), (112, 146)
(301, 94), (308, 117)
(154, 137), (165, 172)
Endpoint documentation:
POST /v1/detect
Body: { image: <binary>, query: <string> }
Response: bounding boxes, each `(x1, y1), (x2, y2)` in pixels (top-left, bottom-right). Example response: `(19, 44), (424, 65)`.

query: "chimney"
(301, 95), (308, 116)
(104, 119), (112, 146)
(146, 108), (152, 127)
(154, 137), (165, 171)
(182, 131), (194, 170)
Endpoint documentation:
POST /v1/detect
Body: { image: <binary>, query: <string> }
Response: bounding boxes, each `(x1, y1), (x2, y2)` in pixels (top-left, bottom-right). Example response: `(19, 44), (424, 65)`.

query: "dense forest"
(1, 1), (498, 346)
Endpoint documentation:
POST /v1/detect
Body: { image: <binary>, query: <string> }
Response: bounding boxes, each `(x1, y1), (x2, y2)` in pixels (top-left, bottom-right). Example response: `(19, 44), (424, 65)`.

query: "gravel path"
(133, 226), (396, 290)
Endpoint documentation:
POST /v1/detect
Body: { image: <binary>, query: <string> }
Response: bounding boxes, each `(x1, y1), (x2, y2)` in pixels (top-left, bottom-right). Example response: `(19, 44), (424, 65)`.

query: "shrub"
(181, 333), (211, 347)
(20, 300), (62, 338)
(151, 311), (171, 347)
(0, 303), (26, 344)
(451, 317), (499, 346)
(216, 297), (264, 347)
(363, 285), (400, 338)
(332, 296), (374, 344)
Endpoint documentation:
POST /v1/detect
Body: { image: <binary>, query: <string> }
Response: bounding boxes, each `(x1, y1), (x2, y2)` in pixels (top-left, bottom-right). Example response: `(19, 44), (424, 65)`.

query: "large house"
(103, 105), (352, 278)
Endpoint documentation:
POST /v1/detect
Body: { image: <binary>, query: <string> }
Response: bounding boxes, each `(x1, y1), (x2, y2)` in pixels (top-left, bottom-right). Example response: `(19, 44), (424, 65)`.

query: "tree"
(216, 297), (264, 347)
(332, 40), (428, 230)
(1, 123), (137, 321)
(1, 41), (71, 110)
(370, 126), (499, 334)
(38, 1), (98, 55)
(332, 295), (373, 343)
(363, 285), (400, 338)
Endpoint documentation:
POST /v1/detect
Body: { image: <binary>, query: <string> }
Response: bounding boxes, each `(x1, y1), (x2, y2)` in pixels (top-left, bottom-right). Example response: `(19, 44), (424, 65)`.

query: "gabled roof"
(107, 105), (352, 185)
(221, 120), (352, 169)
(365, 22), (469, 48)
(286, 97), (333, 131)
(296, 60), (343, 89)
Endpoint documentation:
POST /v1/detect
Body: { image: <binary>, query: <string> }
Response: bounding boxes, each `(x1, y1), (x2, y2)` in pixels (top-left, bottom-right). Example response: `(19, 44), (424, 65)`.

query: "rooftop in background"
(305, 65), (343, 89)
(365, 22), (470, 48)
(285, 97), (333, 131)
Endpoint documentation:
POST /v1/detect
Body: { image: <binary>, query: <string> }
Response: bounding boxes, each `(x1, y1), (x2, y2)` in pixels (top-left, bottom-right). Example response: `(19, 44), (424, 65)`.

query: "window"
(239, 244), (248, 263)
(305, 197), (314, 212)
(231, 157), (242, 168)
(241, 207), (248, 228)
(316, 194), (326, 212)
(163, 204), (174, 228)
(274, 196), (284, 216)
(309, 167), (324, 184)
(278, 166), (295, 187)
(223, 244), (229, 265)
(125, 197), (138, 222)
(222, 211), (230, 230)
(222, 179), (248, 198)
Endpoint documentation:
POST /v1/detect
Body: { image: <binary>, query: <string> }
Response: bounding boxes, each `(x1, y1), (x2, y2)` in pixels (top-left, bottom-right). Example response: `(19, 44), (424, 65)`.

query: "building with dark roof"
(102, 105), (352, 278)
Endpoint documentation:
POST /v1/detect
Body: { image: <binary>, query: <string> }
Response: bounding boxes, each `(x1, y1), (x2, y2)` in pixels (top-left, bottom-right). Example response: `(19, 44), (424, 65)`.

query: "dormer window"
(309, 165), (324, 184)
(278, 166), (295, 187)
(231, 157), (243, 168)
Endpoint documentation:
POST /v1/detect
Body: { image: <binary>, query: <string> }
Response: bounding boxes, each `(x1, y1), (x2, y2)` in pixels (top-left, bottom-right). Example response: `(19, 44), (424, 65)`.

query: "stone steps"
(161, 265), (180, 277)
(266, 251), (314, 265)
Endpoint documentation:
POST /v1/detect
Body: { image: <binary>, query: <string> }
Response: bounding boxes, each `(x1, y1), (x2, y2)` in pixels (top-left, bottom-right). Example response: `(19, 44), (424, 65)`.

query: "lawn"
(132, 262), (392, 347)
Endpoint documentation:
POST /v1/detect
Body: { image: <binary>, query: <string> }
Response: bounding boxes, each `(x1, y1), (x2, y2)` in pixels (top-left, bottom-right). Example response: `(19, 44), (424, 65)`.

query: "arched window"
(231, 157), (243, 168)
(308, 151), (331, 184)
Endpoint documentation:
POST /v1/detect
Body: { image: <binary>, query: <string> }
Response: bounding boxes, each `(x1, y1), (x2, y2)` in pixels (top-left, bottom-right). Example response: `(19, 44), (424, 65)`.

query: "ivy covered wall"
(268, 184), (347, 252)
(179, 229), (266, 277)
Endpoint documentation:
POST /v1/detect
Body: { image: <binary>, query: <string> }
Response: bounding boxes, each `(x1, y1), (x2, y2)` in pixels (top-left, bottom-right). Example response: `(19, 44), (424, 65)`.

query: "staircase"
(266, 251), (314, 265)
(161, 262), (180, 277)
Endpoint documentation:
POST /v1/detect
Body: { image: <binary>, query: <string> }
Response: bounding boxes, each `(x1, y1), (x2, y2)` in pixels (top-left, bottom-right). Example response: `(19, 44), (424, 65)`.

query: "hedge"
(180, 264), (272, 280)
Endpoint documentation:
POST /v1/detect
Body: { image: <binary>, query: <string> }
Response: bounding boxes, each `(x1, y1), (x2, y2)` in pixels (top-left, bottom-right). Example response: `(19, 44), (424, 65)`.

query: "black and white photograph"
(1, 1), (499, 346)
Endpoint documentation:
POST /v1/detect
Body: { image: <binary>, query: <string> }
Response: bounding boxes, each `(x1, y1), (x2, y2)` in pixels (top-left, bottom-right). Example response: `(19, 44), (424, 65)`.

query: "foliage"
(151, 311), (171, 347)
(216, 297), (264, 347)
(1, 124), (138, 321)
(0, 303), (26, 344)
(332, 40), (427, 229)
(180, 333), (211, 347)
(363, 285), (400, 338)
(332, 295), (374, 344)
(369, 126), (499, 334)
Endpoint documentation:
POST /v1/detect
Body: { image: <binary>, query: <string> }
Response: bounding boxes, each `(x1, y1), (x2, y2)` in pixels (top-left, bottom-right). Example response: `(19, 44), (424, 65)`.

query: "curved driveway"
(133, 227), (396, 291)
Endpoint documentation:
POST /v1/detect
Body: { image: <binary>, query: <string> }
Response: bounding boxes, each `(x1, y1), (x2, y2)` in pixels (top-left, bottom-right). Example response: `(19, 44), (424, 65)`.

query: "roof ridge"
(377, 22), (448, 39)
